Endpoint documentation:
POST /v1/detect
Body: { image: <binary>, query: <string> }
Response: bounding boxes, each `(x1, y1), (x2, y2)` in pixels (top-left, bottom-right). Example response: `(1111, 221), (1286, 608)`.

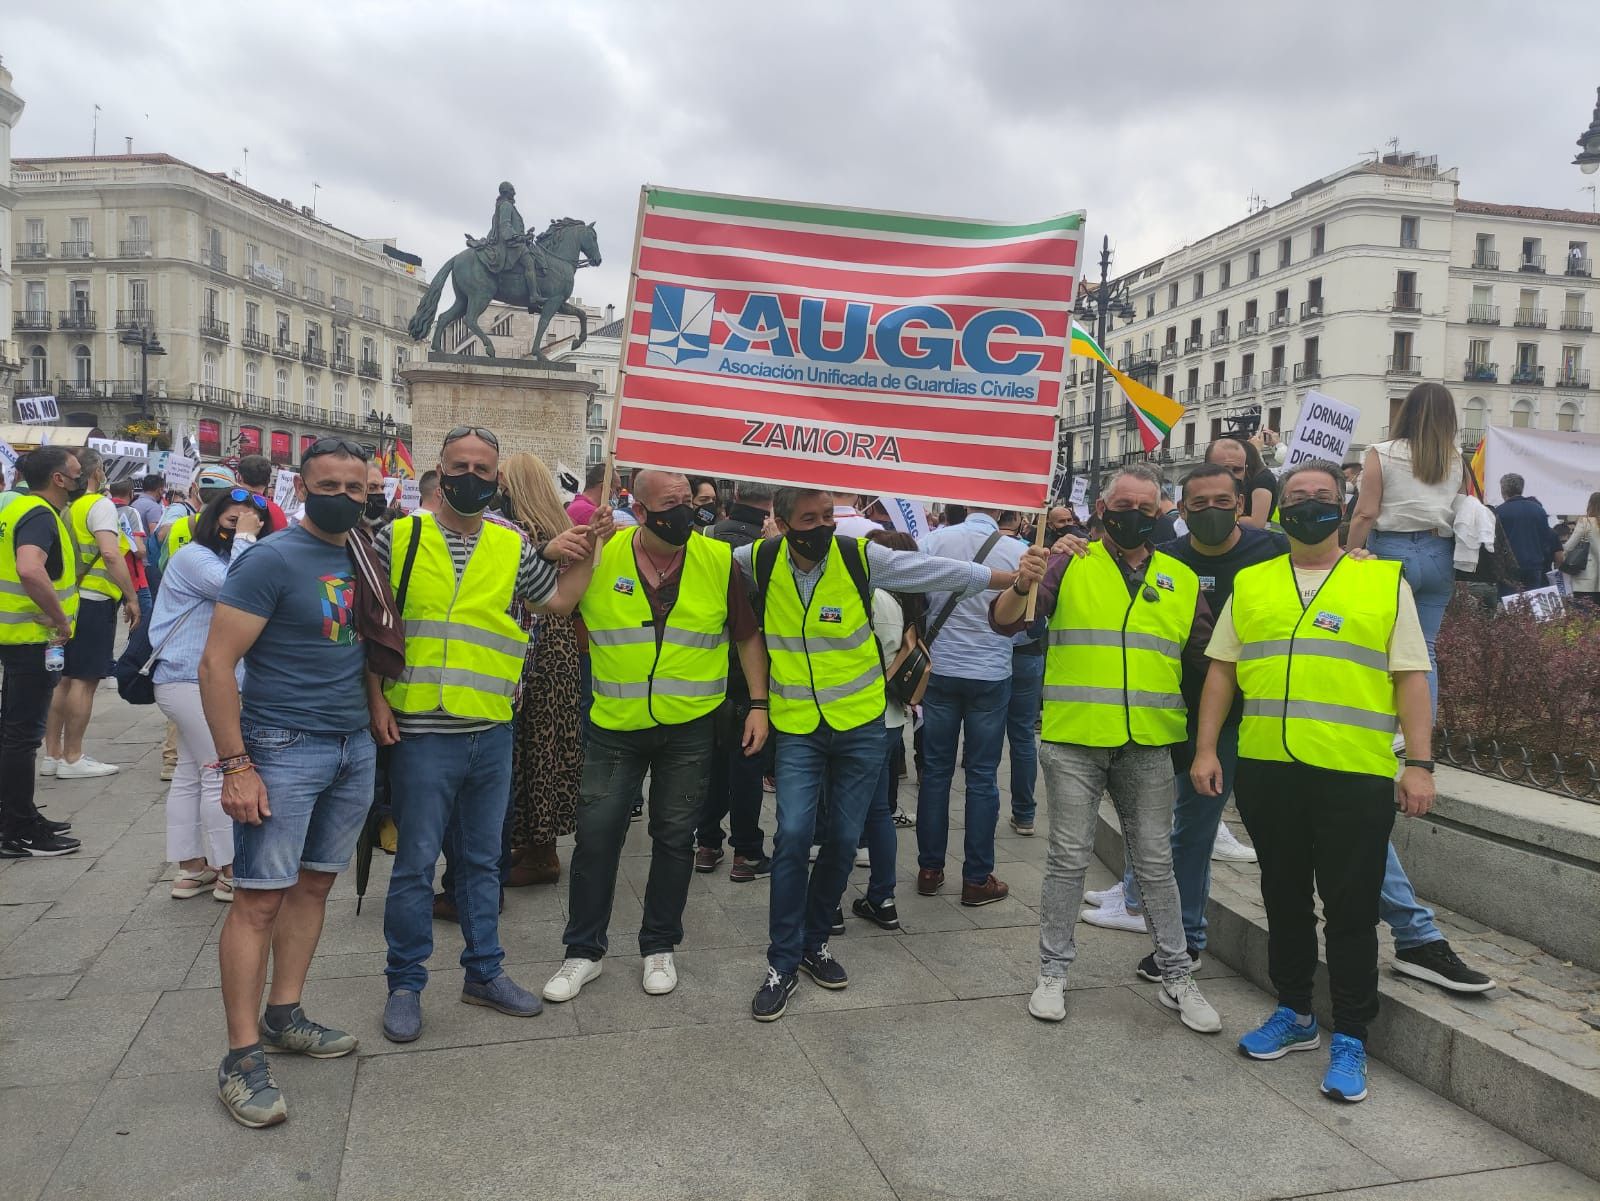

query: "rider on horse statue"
(468, 182), (541, 313)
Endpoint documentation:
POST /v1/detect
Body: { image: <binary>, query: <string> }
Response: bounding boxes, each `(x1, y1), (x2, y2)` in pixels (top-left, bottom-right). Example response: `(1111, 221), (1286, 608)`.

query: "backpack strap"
(752, 535), (783, 622)
(924, 528), (1004, 646)
(393, 515), (424, 615)
(835, 536), (873, 620)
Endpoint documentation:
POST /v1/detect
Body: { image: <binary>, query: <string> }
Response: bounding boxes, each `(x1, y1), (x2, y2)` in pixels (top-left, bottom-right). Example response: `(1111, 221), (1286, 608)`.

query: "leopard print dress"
(508, 547), (584, 847)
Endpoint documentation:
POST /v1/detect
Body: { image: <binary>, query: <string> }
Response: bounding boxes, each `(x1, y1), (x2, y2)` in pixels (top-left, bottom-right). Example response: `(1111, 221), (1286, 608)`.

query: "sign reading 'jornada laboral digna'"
(611, 187), (1084, 510)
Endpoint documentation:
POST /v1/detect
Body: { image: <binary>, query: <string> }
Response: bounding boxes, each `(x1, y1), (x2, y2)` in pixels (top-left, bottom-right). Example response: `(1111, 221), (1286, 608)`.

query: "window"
(24, 218), (43, 245)
(1167, 282), (1179, 309)
(1395, 271), (1418, 309)
(361, 386), (374, 415)
(203, 352), (219, 388)
(1467, 337), (1490, 366)
(1164, 325), (1177, 347)
(361, 284), (375, 310)
(1462, 397), (1486, 438)
(1392, 331), (1414, 367)
(24, 280), (45, 317)
(70, 281), (90, 317)
(245, 301), (260, 334)
(1219, 261), (1232, 289)
(1515, 341), (1538, 371)
(1144, 293), (1154, 318)
(1267, 405), (1282, 432)
(244, 360), (260, 396)
(1557, 402), (1579, 432)
(239, 426), (262, 456)
(1162, 373), (1175, 397)
(305, 376), (319, 408)
(271, 431), (292, 465)
(69, 216), (90, 243)
(1399, 216), (1419, 249)
(1212, 361), (1226, 386)
(1192, 271), (1205, 300)
(276, 311), (290, 341)
(1247, 249), (1260, 279)
(1302, 336), (1319, 366)
(1183, 423), (1195, 454)
(1511, 398), (1534, 428)
(1188, 317), (1202, 344)
(204, 288), (220, 320)
(362, 336), (375, 363)
(588, 437), (604, 465)
(1244, 298), (1258, 321)
(245, 241), (259, 268)
(28, 345), (46, 386)
(275, 368), (289, 404)
(1522, 237), (1542, 269)
(305, 266), (319, 290)
(73, 345), (92, 388)
(1210, 417), (1223, 441)
(1311, 224), (1326, 255)
(335, 329), (350, 358)
(334, 276), (348, 300)
(1277, 237), (1292, 268)
(333, 379), (347, 416)
(1474, 233), (1495, 267)
(305, 321), (321, 349)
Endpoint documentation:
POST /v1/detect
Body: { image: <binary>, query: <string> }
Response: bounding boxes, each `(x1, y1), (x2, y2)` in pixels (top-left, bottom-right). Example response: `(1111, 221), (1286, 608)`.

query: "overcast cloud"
(7, 1), (1600, 309)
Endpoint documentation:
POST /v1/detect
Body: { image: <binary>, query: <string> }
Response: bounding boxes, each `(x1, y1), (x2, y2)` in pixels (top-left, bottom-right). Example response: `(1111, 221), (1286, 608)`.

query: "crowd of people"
(4, 378), (1588, 1130)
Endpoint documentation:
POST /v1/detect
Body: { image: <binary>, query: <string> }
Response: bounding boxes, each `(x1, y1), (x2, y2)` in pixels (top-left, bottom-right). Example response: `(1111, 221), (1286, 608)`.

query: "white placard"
(14, 395), (60, 425)
(272, 468), (299, 513)
(399, 479), (421, 513)
(1069, 476), (1088, 506)
(163, 454), (197, 492)
(1501, 585), (1566, 622)
(881, 495), (930, 541)
(1484, 425), (1600, 518)
(556, 461), (577, 504)
(382, 476), (400, 504)
(1282, 389), (1359, 470)
(0, 440), (16, 490)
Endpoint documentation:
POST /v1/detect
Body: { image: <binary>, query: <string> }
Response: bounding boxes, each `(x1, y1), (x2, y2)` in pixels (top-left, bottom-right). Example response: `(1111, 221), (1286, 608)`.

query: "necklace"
(637, 542), (684, 586)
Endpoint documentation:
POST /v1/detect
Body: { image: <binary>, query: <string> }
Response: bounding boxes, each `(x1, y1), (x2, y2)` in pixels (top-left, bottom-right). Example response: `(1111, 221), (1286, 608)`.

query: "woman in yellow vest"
(1191, 459), (1436, 1105)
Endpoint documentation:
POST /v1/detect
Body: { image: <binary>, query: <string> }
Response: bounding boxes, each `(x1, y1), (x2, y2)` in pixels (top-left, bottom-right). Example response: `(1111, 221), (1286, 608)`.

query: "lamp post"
(1574, 86), (1600, 174)
(366, 408), (396, 463)
(1071, 235), (1136, 502)
(118, 323), (166, 417)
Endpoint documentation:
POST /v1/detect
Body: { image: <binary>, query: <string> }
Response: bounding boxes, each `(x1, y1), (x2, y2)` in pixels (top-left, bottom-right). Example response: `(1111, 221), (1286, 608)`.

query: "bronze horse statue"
(408, 217), (601, 364)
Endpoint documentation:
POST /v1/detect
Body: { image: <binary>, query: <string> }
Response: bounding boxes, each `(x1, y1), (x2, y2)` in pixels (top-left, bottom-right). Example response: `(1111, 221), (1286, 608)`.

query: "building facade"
(0, 60), (23, 391)
(1066, 153), (1598, 480)
(10, 153), (426, 463)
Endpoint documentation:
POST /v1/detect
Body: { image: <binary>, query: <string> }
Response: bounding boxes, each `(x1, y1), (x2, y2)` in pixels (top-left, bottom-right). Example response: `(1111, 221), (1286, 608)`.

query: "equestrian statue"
(407, 181), (602, 365)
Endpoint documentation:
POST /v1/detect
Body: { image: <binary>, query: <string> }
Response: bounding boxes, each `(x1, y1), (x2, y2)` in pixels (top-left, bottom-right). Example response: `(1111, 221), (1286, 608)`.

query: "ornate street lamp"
(118, 323), (166, 416)
(1575, 86), (1600, 175)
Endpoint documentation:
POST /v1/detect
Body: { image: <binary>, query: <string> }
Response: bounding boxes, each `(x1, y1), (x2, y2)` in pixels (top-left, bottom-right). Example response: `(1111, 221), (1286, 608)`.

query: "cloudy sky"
(8, 1), (1600, 310)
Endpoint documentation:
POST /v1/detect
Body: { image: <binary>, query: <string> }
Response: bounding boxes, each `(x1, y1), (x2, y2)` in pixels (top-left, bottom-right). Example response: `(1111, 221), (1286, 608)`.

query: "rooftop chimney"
(605, 303), (615, 323)
(124, 136), (133, 154)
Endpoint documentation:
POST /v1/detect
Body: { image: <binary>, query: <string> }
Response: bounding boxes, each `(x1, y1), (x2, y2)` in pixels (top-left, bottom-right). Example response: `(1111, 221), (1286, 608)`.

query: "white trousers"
(155, 681), (233, 868)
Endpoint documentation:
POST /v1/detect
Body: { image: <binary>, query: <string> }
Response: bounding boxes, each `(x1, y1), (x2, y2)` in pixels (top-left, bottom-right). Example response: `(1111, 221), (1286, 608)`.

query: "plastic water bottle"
(45, 644), (64, 673)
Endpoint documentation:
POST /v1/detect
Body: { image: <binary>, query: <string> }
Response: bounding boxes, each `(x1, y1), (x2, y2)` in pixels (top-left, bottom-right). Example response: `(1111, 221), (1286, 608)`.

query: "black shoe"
(752, 967), (799, 1021)
(1136, 946), (1202, 982)
(799, 944), (849, 989)
(1, 826), (81, 858)
(1392, 940), (1496, 994)
(39, 817), (73, 835)
(852, 895), (900, 931)
(829, 906), (846, 936)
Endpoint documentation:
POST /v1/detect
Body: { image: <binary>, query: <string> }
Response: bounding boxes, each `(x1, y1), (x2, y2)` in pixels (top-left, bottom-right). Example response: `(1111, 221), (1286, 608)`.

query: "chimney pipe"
(605, 303), (615, 323)
(124, 136), (133, 154)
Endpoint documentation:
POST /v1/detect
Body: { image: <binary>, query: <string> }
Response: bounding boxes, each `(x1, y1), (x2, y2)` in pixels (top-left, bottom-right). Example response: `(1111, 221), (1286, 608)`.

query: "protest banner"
(87, 438), (150, 487)
(1501, 585), (1566, 622)
(399, 479), (422, 513)
(1484, 425), (1600, 517)
(14, 395), (59, 425)
(880, 495), (930, 541)
(271, 467), (299, 513)
(1282, 390), (1359, 470)
(0, 440), (16, 490)
(609, 186), (1083, 511)
(163, 454), (197, 493)
(382, 476), (401, 505)
(1069, 476), (1088, 507)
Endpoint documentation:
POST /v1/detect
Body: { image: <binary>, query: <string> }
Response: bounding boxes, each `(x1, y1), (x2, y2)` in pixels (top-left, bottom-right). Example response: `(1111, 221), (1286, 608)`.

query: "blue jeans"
(1369, 530), (1454, 716)
(1123, 723), (1240, 951)
(769, 718), (884, 973)
(233, 723), (375, 889)
(858, 722), (903, 905)
(384, 725), (514, 993)
(1381, 842), (1441, 950)
(916, 673), (1010, 883)
(1006, 651), (1045, 823)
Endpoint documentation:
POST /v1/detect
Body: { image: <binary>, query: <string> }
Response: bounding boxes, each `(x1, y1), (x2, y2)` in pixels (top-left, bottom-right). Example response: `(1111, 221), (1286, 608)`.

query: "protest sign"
(1069, 476), (1088, 507)
(610, 186), (1083, 511)
(272, 467), (299, 513)
(0, 440), (16, 490)
(1501, 586), (1566, 622)
(880, 495), (930, 541)
(382, 476), (401, 504)
(1484, 425), (1600, 517)
(1282, 390), (1359, 470)
(14, 395), (59, 425)
(163, 455), (197, 493)
(399, 479), (421, 513)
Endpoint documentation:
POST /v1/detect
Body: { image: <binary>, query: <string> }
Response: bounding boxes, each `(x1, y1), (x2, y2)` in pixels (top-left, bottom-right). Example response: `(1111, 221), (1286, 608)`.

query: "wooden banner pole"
(593, 185), (650, 560)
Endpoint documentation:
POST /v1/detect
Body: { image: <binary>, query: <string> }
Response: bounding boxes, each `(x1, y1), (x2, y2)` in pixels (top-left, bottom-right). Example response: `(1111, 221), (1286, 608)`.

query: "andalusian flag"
(388, 439), (416, 479)
(1070, 320), (1186, 454)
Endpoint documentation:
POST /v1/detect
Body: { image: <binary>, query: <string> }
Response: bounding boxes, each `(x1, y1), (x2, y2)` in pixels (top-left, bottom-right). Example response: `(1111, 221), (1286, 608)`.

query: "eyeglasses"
(302, 437), (370, 463)
(443, 425), (500, 450)
(228, 488), (269, 510)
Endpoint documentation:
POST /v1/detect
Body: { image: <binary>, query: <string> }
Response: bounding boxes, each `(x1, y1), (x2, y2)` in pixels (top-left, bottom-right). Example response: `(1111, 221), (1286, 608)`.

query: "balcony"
(1292, 359), (1321, 382)
(1556, 368), (1591, 390)
(1260, 366), (1287, 387)
(1232, 373), (1256, 394)
(242, 328), (271, 352)
(1559, 311), (1594, 332)
(303, 286), (327, 307)
(1203, 381), (1227, 400)
(1519, 254), (1546, 273)
(59, 309), (96, 331)
(331, 297), (354, 316)
(1159, 342), (1179, 361)
(359, 304), (381, 323)
(14, 310), (51, 331)
(1183, 335), (1203, 353)
(1268, 308), (1291, 330)
(60, 240), (94, 258)
(1392, 291), (1421, 312)
(271, 399), (303, 420)
(104, 379), (141, 399)
(358, 358), (382, 380)
(1386, 355), (1422, 376)
(331, 353), (355, 374)
(1125, 350), (1157, 375)
(271, 337), (299, 359)
(1466, 304), (1500, 325)
(118, 238), (153, 258)
(115, 308), (156, 331)
(1566, 256), (1593, 278)
(1513, 307), (1548, 328)
(201, 247), (228, 273)
(191, 383), (243, 409)
(1472, 249), (1499, 270)
(1238, 316), (1260, 338)
(1300, 299), (1324, 321)
(302, 345), (328, 368)
(1511, 364), (1545, 386)
(199, 316), (230, 342)
(16, 242), (47, 260)
(1176, 387), (1199, 403)
(305, 405), (329, 424)
(242, 392), (271, 414)
(1463, 360), (1499, 383)
(58, 379), (105, 400)
(1210, 326), (1231, 346)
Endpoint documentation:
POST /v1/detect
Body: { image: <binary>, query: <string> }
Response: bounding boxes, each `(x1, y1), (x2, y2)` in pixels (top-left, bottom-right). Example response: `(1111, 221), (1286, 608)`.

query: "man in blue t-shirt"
(199, 437), (375, 1130)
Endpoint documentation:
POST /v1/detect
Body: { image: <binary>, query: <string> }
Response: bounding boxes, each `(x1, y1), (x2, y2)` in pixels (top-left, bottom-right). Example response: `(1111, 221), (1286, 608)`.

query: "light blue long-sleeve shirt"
(150, 539), (254, 686)
(918, 514), (1025, 682)
(732, 536), (993, 610)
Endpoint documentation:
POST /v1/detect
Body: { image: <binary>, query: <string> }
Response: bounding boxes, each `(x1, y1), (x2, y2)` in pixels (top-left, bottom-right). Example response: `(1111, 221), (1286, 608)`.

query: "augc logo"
(647, 285), (715, 367)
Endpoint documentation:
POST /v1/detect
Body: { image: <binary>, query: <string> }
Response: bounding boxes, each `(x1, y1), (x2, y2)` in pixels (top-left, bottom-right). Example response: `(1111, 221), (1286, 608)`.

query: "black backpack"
(751, 533), (871, 622)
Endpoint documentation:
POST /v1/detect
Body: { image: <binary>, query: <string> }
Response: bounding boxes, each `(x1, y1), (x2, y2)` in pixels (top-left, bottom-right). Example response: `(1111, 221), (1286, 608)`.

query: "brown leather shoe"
(432, 891), (459, 922)
(694, 845), (725, 874)
(960, 875), (1010, 907)
(505, 841), (560, 888)
(916, 868), (945, 896)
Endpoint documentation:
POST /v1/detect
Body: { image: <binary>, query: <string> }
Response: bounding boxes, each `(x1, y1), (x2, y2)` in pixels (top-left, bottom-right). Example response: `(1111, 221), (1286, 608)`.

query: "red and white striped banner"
(611, 187), (1084, 510)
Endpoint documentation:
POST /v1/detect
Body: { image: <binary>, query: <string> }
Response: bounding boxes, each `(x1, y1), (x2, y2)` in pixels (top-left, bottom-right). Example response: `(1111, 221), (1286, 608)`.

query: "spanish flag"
(1070, 320), (1187, 454)
(388, 439), (416, 479)
(1464, 436), (1486, 498)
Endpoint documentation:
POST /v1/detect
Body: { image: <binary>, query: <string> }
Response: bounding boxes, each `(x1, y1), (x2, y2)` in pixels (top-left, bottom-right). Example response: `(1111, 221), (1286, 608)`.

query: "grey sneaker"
(462, 972), (543, 1017)
(217, 1051), (287, 1128)
(260, 1005), (358, 1058)
(1159, 973), (1222, 1034)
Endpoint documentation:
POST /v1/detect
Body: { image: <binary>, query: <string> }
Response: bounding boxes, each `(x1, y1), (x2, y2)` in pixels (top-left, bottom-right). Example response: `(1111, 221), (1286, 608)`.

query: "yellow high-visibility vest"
(0, 495), (79, 643)
(69, 494), (134, 602)
(1232, 554), (1402, 779)
(1042, 541), (1197, 747)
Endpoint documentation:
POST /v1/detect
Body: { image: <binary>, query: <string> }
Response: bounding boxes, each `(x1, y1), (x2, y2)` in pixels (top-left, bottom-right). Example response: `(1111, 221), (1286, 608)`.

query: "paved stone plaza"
(3, 690), (1599, 1201)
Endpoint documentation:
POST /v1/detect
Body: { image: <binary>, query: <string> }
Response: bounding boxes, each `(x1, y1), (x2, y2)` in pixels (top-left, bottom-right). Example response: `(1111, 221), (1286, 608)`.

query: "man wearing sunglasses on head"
(991, 463), (1222, 1035)
(366, 425), (604, 1045)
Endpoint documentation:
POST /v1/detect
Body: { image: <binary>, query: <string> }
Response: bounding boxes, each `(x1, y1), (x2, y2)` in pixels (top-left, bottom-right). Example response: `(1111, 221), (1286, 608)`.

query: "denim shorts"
(232, 721), (376, 889)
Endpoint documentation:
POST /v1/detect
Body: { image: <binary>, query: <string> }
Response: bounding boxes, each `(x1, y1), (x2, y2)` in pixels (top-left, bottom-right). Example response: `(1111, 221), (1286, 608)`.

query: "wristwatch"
(1403, 758), (1435, 773)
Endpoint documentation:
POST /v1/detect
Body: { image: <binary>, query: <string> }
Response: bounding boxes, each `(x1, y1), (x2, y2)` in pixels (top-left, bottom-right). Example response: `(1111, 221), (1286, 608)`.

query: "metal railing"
(1400, 233), (1419, 249)
(1386, 355), (1422, 375)
(303, 286), (327, 307)
(1437, 728), (1599, 803)
(1269, 308), (1291, 329)
(1463, 360), (1499, 383)
(1260, 366), (1287, 387)
(1559, 311), (1594, 332)
(1300, 299), (1324, 320)
(272, 337), (299, 358)
(118, 238), (152, 257)
(1238, 316), (1260, 337)
(1511, 364), (1545, 385)
(1176, 386), (1199, 403)
(200, 317), (229, 341)
(1159, 343), (1179, 361)
(1210, 326), (1230, 346)
(302, 345), (328, 367)
(14, 310), (51, 331)
(331, 297), (354, 316)
(1183, 335), (1203, 353)
(358, 359), (382, 379)
(1513, 307), (1547, 327)
(1467, 304), (1499, 324)
(1555, 368), (1591, 389)
(116, 308), (155, 330)
(1393, 291), (1421, 312)
(359, 304), (382, 323)
(201, 248), (228, 272)
(1519, 254), (1546, 273)
(242, 328), (271, 352)
(59, 309), (96, 331)
(1203, 381), (1226, 400)
(191, 383), (241, 407)
(1566, 256), (1592, 278)
(272, 399), (303, 420)
(60, 240), (94, 258)
(1472, 249), (1499, 270)
(331, 353), (355, 373)
(15, 242), (47, 259)
(1232, 373), (1256, 394)
(1292, 359), (1321, 381)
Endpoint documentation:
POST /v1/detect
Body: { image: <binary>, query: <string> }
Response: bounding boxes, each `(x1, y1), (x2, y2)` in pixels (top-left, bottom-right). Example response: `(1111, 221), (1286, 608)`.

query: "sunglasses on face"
(443, 425), (500, 450)
(228, 488), (269, 510)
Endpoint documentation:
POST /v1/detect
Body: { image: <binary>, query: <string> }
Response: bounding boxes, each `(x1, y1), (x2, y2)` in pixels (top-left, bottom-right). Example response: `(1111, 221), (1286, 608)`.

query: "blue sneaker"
(1238, 1006), (1320, 1060)
(1320, 1033), (1369, 1102)
(461, 973), (543, 1017)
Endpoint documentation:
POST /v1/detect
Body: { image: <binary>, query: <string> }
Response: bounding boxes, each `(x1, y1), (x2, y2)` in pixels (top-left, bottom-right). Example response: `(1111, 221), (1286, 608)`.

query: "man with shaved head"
(543, 468), (770, 1004)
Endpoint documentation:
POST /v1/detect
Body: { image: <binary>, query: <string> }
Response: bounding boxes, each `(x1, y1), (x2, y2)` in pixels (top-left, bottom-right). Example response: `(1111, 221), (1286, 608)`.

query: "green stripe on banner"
(646, 188), (1084, 241)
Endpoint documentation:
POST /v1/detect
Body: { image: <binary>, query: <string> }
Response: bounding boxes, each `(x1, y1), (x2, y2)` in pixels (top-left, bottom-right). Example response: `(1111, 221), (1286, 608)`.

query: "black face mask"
(302, 491), (364, 535)
(1186, 507), (1238, 546)
(1101, 508), (1157, 551)
(786, 523), (835, 561)
(438, 470), (499, 516)
(693, 504), (718, 528)
(364, 495), (390, 521)
(1277, 498), (1344, 545)
(63, 474), (88, 502)
(1046, 523), (1071, 540)
(643, 503), (694, 547)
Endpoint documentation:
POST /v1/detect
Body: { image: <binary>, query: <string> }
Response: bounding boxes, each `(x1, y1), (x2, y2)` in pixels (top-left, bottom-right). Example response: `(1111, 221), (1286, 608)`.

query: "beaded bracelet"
(209, 754), (253, 774)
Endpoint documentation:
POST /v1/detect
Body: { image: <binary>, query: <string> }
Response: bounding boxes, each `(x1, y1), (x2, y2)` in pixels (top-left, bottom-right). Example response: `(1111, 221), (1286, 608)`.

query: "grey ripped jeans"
(1037, 740), (1190, 984)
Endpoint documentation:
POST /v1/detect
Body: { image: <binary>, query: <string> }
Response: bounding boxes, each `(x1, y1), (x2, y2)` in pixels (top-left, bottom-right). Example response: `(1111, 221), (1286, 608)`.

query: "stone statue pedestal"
(401, 358), (597, 471)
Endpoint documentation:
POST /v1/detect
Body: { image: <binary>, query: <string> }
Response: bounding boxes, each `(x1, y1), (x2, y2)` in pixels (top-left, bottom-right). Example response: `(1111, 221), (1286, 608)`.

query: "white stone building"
(0, 59), (23, 394)
(1068, 152), (1598, 478)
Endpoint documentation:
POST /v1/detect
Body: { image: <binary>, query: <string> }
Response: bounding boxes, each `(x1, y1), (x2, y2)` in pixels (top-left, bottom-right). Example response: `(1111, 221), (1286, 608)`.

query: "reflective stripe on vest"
(1041, 542), (1196, 747)
(0, 496), (79, 643)
(1232, 555), (1402, 778)
(762, 536), (884, 735)
(580, 527), (731, 731)
(69, 494), (133, 601)
(382, 514), (528, 722)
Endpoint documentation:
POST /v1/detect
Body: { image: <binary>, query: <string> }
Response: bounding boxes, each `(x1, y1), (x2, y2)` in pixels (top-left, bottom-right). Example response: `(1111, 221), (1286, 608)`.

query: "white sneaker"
(1028, 975), (1067, 1022)
(542, 957), (602, 1002)
(1212, 823), (1258, 863)
(853, 847), (870, 868)
(1083, 882), (1124, 909)
(808, 844), (821, 863)
(38, 755), (58, 777)
(1159, 973), (1222, 1033)
(1079, 899), (1149, 933)
(56, 755), (120, 779)
(642, 952), (678, 996)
